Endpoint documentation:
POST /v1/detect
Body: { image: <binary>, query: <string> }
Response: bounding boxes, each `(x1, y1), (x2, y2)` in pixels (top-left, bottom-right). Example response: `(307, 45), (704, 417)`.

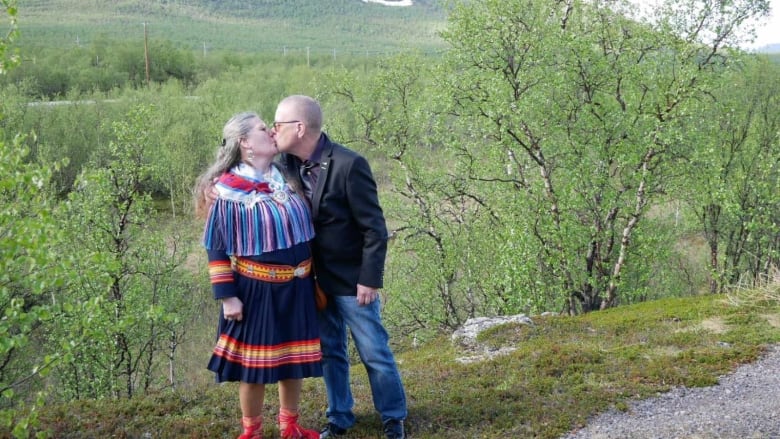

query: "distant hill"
(16, 0), (448, 54)
(756, 43), (780, 53)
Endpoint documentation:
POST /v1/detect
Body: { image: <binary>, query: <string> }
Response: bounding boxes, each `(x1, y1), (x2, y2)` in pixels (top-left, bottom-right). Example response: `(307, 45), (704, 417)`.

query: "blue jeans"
(318, 295), (407, 429)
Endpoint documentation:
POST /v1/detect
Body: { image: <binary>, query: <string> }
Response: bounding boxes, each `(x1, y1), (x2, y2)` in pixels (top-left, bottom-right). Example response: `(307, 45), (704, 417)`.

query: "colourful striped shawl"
(202, 164), (314, 256)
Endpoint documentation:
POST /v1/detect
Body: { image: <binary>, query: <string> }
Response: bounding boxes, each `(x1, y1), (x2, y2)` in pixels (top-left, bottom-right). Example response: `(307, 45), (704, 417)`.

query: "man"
(272, 95), (407, 439)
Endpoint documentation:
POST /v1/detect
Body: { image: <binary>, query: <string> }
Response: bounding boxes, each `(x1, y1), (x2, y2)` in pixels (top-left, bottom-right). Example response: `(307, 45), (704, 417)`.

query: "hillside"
(5, 293), (780, 438)
(756, 43), (780, 53)
(15, 0), (448, 54)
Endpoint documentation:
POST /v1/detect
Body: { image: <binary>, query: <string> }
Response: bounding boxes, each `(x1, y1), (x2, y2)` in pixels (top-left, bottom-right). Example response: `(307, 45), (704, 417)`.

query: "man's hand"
(356, 284), (379, 306)
(204, 178), (219, 206)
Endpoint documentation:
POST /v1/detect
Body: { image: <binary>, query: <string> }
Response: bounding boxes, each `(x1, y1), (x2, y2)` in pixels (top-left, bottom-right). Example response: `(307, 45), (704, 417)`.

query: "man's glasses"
(273, 120), (301, 130)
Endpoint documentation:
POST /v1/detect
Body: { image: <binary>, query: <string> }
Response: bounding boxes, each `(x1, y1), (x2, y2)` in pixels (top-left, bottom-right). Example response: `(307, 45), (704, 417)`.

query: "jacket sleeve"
(206, 249), (237, 300)
(346, 155), (388, 288)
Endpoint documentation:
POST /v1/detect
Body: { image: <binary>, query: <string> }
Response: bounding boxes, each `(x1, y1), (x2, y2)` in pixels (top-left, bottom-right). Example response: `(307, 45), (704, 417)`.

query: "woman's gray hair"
(193, 112), (260, 217)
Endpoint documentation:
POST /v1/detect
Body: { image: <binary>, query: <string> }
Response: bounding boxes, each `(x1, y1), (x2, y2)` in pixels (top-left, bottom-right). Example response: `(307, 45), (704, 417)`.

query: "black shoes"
(320, 420), (404, 439)
(319, 423), (347, 439)
(383, 419), (405, 439)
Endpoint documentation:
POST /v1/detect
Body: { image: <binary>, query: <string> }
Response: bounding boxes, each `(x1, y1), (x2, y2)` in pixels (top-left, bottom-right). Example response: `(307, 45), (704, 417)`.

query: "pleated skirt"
(207, 242), (323, 384)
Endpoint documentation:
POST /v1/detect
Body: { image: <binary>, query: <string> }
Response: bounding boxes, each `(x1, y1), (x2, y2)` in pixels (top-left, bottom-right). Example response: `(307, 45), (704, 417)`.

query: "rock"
(450, 314), (534, 364)
(451, 314), (534, 348)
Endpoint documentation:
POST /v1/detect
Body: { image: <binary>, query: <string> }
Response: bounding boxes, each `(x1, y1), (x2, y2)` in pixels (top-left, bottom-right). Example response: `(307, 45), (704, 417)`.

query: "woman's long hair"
(193, 112), (259, 219)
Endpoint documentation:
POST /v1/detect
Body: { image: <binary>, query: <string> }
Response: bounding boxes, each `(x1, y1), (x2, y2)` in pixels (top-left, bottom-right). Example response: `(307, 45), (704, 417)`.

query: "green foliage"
(1, 49), (344, 205)
(49, 106), (198, 399)
(0, 0), (19, 76)
(433, 0), (771, 314)
(310, 0), (779, 337)
(1, 40), (197, 98)
(1, 37), (398, 100)
(319, 53), (518, 333)
(676, 54), (780, 292)
(0, 4), (73, 437)
(0, 133), (69, 437)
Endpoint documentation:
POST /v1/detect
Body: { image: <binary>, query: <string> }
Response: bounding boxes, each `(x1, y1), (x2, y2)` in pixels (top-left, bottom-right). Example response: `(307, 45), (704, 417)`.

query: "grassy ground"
(7, 290), (780, 438)
(15, 0), (447, 54)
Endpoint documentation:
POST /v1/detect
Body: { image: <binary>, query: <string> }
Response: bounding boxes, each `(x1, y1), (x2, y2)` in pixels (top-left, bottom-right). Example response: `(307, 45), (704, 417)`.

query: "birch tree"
(439, 0), (770, 313)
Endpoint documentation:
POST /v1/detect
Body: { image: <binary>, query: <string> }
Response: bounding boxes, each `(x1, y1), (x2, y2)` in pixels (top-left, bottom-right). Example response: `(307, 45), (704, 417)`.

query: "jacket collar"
(310, 133), (334, 219)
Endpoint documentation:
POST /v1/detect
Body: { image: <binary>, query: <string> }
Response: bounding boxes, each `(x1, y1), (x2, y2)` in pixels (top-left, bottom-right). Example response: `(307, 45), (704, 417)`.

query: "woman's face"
(240, 118), (277, 161)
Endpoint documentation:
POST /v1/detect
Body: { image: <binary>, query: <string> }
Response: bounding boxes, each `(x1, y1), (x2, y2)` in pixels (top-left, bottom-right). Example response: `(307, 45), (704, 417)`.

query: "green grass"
(7, 293), (780, 439)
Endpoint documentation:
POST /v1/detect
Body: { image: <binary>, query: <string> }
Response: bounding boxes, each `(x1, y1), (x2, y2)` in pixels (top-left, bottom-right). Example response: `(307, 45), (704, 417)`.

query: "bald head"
(278, 95), (322, 133)
(273, 95), (323, 159)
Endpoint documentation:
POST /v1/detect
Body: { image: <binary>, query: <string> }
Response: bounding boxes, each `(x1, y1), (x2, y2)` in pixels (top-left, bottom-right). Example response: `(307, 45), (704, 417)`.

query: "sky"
(625, 0), (780, 50)
(749, 0), (780, 49)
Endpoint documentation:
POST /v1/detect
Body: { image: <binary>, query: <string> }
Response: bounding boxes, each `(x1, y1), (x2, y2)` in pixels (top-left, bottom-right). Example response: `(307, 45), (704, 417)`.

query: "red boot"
(278, 409), (318, 439)
(238, 415), (263, 439)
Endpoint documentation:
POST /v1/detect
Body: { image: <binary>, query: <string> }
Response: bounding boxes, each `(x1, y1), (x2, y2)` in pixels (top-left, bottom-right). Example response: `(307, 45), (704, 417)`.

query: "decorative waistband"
(231, 257), (312, 283)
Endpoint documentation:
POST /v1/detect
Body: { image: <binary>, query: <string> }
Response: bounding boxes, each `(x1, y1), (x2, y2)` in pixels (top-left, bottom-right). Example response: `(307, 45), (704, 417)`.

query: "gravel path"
(560, 344), (780, 439)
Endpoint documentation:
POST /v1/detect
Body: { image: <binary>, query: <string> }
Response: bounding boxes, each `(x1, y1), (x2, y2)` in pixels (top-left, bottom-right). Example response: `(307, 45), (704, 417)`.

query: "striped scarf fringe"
(202, 173), (314, 256)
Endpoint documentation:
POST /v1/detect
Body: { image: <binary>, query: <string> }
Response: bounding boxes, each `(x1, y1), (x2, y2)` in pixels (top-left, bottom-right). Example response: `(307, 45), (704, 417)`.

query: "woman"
(194, 112), (321, 439)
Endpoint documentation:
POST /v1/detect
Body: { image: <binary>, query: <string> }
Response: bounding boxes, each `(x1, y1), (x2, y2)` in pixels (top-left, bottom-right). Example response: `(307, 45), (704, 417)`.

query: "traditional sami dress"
(203, 163), (322, 384)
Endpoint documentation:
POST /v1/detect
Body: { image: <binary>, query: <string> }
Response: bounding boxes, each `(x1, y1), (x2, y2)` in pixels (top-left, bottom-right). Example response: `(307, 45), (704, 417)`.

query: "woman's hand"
(222, 296), (244, 322)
